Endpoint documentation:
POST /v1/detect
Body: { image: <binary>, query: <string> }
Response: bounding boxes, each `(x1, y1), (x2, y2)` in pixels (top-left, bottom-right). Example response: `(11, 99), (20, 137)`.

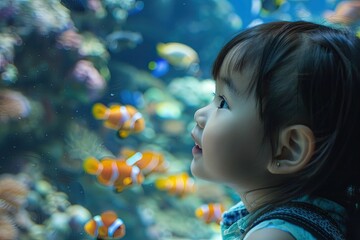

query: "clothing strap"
(251, 202), (345, 240)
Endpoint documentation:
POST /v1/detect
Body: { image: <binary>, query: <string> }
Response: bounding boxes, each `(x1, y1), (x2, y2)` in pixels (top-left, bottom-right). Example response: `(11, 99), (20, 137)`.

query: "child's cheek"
(202, 124), (239, 175)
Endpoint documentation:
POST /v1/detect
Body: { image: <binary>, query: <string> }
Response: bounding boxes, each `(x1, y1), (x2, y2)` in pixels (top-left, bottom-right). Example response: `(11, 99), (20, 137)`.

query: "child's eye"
(218, 95), (229, 109)
(212, 92), (230, 109)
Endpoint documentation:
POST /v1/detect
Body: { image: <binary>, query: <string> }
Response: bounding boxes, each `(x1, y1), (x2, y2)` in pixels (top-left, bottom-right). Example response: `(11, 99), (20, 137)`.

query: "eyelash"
(212, 92), (229, 109)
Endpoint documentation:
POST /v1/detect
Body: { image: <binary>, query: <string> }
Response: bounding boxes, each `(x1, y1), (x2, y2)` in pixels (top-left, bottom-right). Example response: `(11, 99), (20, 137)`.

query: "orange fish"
(84, 210), (126, 239)
(121, 148), (169, 176)
(83, 157), (144, 192)
(195, 203), (225, 224)
(92, 103), (145, 138)
(155, 172), (195, 197)
(325, 1), (360, 25)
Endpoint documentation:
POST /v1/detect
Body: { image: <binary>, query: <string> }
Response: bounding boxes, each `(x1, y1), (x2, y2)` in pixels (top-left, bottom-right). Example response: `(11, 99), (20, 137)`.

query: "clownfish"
(92, 103), (145, 138)
(195, 203), (225, 224)
(83, 157), (144, 192)
(155, 172), (195, 197)
(120, 148), (169, 176)
(84, 210), (126, 239)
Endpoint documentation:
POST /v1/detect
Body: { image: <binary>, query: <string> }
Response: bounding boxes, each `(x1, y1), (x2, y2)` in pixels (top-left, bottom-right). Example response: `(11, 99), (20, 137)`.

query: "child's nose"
(194, 106), (207, 129)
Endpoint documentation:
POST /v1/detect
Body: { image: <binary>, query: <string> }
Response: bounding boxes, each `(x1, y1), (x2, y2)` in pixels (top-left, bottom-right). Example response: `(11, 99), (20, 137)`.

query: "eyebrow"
(218, 76), (241, 96)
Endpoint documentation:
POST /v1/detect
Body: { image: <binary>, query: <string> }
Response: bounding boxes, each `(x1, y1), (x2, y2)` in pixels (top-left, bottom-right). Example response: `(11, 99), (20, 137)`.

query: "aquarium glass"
(0, 0), (350, 239)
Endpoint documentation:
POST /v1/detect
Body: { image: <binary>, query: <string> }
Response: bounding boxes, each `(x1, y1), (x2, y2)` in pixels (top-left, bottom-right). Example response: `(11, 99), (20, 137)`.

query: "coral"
(66, 205), (91, 232)
(68, 60), (107, 101)
(0, 175), (28, 215)
(0, 91), (45, 144)
(78, 33), (109, 60)
(167, 76), (215, 107)
(0, 33), (22, 79)
(1, 64), (18, 84)
(72, 60), (106, 90)
(31, 179), (71, 214)
(0, 1), (22, 27)
(0, 89), (31, 123)
(8, 160), (93, 240)
(27, 224), (46, 240)
(1, 0), (73, 35)
(56, 29), (83, 51)
(0, 215), (17, 240)
(0, 174), (28, 240)
(87, 0), (104, 13)
(14, 100), (45, 140)
(44, 192), (70, 214)
(103, 0), (144, 22)
(22, 0), (73, 35)
(44, 212), (70, 236)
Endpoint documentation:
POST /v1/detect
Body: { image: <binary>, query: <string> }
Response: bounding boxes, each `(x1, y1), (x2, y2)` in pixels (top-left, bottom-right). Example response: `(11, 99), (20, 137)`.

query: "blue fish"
(149, 58), (169, 78)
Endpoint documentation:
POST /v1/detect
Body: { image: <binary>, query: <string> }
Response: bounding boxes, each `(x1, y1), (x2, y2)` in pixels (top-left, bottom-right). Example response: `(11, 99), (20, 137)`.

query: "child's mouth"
(192, 144), (202, 156)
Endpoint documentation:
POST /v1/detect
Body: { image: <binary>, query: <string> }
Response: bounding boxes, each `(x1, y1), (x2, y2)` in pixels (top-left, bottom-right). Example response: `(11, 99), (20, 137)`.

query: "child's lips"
(191, 131), (202, 156)
(192, 144), (202, 156)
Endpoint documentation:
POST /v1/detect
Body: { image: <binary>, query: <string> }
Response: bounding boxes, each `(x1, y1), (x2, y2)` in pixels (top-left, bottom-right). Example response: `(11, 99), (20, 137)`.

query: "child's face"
(191, 68), (273, 190)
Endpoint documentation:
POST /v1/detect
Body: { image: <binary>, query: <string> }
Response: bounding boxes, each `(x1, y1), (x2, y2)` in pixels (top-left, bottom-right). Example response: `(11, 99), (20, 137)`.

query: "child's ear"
(268, 125), (315, 174)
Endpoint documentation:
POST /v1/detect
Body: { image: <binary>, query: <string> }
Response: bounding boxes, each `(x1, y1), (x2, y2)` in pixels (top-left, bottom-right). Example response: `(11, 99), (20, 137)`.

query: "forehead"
(217, 43), (256, 96)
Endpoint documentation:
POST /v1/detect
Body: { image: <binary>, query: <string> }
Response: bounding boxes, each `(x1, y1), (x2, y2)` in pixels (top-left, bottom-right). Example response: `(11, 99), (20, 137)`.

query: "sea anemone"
(65, 123), (114, 161)
(0, 175), (27, 240)
(0, 90), (31, 123)
(0, 174), (28, 215)
(0, 215), (18, 240)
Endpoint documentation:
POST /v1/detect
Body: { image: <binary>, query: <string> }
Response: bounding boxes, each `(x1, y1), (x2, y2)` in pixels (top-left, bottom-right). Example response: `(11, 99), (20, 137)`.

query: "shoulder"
(245, 228), (295, 240)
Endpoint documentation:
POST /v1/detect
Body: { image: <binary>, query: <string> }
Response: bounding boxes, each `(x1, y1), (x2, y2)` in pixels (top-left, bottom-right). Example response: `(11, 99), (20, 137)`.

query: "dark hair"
(212, 21), (360, 238)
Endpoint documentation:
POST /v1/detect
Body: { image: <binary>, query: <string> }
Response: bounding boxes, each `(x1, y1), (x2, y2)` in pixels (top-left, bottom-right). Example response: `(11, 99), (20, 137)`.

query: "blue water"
(0, 0), (347, 239)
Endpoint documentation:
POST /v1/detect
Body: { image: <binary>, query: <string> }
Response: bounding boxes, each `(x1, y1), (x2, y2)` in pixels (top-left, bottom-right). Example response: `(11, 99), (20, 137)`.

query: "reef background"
(0, 0), (344, 239)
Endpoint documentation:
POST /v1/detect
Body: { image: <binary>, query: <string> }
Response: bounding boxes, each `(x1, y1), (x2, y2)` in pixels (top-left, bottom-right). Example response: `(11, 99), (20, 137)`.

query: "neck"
(233, 185), (282, 213)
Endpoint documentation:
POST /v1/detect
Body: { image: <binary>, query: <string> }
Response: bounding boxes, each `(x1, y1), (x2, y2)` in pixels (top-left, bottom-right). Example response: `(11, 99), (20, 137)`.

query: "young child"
(191, 21), (360, 240)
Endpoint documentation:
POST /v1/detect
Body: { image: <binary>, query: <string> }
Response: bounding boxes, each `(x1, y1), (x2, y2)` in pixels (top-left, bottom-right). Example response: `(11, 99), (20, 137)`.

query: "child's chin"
(190, 159), (207, 179)
(190, 159), (200, 175)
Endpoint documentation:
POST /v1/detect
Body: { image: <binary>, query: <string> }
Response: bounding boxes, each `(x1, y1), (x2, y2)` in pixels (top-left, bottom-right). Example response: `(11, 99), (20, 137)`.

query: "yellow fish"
(156, 42), (199, 70)
(83, 157), (144, 192)
(92, 103), (145, 138)
(155, 172), (195, 197)
(259, 0), (286, 15)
